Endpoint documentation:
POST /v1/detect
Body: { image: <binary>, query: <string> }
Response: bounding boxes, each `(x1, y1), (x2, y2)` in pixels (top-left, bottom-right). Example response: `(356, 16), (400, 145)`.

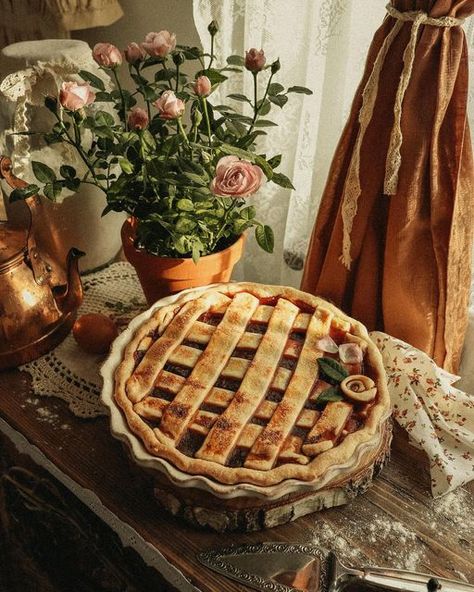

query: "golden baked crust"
(114, 282), (390, 487)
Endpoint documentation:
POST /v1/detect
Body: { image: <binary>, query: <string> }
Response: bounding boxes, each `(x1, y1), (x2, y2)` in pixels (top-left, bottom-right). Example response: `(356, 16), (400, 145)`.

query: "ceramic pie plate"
(101, 284), (392, 503)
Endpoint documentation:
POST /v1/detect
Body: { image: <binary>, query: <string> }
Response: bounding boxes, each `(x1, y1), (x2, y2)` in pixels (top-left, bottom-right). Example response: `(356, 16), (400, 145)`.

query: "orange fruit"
(72, 313), (118, 355)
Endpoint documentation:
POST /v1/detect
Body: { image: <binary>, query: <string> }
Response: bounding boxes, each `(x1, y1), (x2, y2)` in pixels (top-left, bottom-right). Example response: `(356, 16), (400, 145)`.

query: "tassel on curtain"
(301, 0), (474, 373)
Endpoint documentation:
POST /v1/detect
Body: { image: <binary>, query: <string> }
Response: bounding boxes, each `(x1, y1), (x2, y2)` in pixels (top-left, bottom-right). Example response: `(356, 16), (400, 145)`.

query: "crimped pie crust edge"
(112, 282), (391, 488)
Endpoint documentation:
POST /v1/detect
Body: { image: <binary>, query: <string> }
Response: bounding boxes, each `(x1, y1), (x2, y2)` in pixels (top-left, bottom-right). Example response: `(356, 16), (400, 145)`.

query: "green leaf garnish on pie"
(317, 357), (349, 384)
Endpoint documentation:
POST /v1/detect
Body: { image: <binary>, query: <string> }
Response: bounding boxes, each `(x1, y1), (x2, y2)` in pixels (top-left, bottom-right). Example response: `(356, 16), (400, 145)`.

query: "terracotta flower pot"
(121, 218), (245, 304)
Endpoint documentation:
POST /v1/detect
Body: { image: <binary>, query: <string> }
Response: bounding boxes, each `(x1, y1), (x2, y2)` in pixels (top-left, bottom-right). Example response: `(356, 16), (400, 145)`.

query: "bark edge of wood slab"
(151, 420), (392, 532)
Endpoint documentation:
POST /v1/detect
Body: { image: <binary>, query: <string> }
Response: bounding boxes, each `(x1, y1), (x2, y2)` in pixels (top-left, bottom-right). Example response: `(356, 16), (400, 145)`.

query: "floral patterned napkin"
(370, 331), (474, 497)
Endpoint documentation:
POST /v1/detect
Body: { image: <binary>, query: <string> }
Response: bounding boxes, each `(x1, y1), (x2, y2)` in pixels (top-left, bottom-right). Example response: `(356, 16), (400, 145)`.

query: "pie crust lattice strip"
(114, 283), (390, 488)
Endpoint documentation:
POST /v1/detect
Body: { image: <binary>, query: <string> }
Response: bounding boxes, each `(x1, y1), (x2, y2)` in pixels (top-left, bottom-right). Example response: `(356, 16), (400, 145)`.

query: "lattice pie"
(114, 283), (390, 487)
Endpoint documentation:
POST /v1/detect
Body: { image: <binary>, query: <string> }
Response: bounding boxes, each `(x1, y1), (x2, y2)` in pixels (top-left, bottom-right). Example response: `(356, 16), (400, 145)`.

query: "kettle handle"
(0, 156), (51, 285)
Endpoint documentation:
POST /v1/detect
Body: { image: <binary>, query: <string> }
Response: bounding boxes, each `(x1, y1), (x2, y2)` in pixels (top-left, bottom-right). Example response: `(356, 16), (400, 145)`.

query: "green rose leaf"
(119, 158), (134, 175)
(317, 357), (349, 384)
(65, 178), (80, 192)
(268, 94), (288, 108)
(315, 386), (344, 409)
(268, 82), (285, 96)
(267, 154), (282, 169)
(198, 68), (227, 85)
(240, 205), (256, 220)
(95, 91), (113, 102)
(287, 85), (313, 95)
(95, 111), (115, 127)
(176, 217), (197, 233)
(255, 224), (274, 253)
(78, 70), (105, 91)
(32, 161), (56, 184)
(227, 55), (245, 66)
(59, 165), (76, 179)
(258, 100), (272, 116)
(271, 172), (295, 190)
(177, 198), (194, 212)
(43, 181), (63, 201)
(183, 172), (208, 186)
(254, 119), (278, 127)
(227, 93), (251, 103)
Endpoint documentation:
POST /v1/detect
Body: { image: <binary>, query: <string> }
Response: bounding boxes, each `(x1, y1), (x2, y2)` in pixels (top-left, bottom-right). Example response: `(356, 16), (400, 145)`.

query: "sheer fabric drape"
(193, 0), (387, 285)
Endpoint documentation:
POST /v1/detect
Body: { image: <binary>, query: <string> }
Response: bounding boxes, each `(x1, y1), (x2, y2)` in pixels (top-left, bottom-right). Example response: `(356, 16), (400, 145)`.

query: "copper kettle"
(0, 156), (84, 369)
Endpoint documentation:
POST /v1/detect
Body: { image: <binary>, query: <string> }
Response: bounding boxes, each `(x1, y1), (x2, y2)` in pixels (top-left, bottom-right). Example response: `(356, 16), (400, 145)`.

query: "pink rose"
(211, 156), (264, 198)
(142, 31), (176, 58)
(153, 90), (185, 120)
(59, 81), (96, 111)
(245, 48), (266, 72)
(92, 43), (122, 68)
(124, 42), (146, 64)
(128, 107), (149, 130)
(194, 75), (211, 97)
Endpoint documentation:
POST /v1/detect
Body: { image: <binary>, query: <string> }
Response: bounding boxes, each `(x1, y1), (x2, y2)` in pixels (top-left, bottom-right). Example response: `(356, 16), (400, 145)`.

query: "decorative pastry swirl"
(341, 375), (377, 402)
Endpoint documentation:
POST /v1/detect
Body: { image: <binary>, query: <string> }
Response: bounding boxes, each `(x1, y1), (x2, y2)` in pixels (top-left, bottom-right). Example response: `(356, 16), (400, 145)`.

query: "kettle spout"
(54, 248), (85, 314)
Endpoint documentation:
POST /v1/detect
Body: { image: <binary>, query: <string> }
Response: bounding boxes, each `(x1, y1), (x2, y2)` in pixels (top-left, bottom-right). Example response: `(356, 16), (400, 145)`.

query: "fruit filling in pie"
(114, 283), (390, 487)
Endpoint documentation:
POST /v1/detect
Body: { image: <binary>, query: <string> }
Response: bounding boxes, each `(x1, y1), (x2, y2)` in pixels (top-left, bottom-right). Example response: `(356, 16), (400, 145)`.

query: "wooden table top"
(0, 368), (472, 591)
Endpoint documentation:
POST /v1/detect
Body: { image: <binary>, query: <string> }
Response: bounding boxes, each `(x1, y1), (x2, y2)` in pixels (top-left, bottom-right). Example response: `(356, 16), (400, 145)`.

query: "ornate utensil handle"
(361, 566), (473, 592)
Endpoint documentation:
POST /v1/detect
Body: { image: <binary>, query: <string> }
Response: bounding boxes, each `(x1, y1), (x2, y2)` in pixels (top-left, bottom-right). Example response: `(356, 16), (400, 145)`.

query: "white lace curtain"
(193, 0), (474, 287)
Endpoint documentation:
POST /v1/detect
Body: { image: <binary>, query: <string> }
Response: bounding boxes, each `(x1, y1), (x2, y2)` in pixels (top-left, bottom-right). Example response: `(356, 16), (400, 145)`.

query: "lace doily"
(21, 262), (147, 418)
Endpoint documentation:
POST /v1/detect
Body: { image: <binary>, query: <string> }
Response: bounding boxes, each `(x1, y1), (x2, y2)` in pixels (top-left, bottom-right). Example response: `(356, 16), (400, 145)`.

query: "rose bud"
(128, 106), (149, 130)
(124, 42), (146, 64)
(245, 48), (266, 72)
(142, 31), (176, 58)
(172, 51), (185, 66)
(271, 58), (281, 74)
(92, 42), (122, 68)
(208, 20), (219, 36)
(193, 75), (211, 97)
(153, 90), (185, 120)
(59, 81), (96, 111)
(211, 155), (264, 198)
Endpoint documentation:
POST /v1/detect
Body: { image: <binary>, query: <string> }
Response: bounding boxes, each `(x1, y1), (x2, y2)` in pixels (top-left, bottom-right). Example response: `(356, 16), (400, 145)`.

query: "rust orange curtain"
(301, 0), (474, 373)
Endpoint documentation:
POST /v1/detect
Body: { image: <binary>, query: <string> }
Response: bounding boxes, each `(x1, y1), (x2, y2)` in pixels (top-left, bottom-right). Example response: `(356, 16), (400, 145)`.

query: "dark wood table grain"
(0, 368), (472, 591)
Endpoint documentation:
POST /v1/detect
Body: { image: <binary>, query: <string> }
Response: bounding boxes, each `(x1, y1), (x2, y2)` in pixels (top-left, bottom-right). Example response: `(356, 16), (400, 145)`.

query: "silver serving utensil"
(197, 542), (473, 592)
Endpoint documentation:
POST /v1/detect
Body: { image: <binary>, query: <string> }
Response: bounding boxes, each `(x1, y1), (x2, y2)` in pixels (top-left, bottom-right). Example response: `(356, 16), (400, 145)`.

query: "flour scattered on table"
(429, 488), (474, 536)
(35, 406), (60, 424)
(311, 508), (423, 570)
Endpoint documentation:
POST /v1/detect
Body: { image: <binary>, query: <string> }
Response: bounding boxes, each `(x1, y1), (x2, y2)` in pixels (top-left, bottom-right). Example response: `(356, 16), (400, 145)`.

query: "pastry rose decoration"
(142, 30), (176, 58)
(211, 156), (264, 198)
(128, 107), (149, 130)
(245, 48), (266, 72)
(153, 90), (185, 120)
(124, 42), (146, 64)
(59, 81), (96, 111)
(340, 375), (376, 403)
(92, 43), (122, 68)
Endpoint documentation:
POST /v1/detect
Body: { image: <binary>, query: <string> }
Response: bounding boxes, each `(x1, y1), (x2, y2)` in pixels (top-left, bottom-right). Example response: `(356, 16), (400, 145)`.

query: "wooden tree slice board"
(151, 420), (392, 532)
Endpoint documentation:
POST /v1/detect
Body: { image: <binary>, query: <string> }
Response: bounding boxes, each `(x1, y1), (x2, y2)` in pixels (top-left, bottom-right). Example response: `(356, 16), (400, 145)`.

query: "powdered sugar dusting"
(311, 512), (423, 571)
(429, 488), (474, 536)
(23, 396), (71, 431)
(311, 485), (472, 578)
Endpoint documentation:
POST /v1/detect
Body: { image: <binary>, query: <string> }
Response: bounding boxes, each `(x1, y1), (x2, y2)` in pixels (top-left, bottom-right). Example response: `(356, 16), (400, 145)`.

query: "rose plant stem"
(201, 98), (213, 153)
(177, 118), (190, 146)
(112, 68), (128, 130)
(56, 112), (103, 190)
(248, 71), (274, 134)
(211, 197), (237, 250)
(208, 35), (214, 69)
